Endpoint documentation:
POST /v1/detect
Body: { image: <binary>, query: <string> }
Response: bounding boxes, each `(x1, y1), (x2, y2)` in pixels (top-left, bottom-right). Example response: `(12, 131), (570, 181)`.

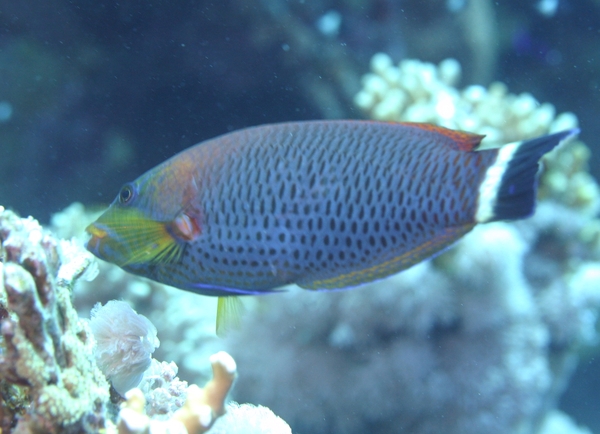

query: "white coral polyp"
(90, 300), (160, 395)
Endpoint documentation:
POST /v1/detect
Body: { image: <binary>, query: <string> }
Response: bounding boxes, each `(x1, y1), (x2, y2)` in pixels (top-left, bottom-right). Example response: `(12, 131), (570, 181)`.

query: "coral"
(538, 138), (600, 216)
(515, 202), (600, 347)
(137, 288), (221, 387)
(226, 201), (600, 434)
(209, 402), (292, 434)
(538, 410), (593, 434)
(0, 206), (110, 433)
(90, 300), (160, 396)
(354, 54), (577, 146)
(50, 202), (102, 241)
(79, 268), (221, 388)
(137, 359), (189, 418)
(117, 351), (237, 434)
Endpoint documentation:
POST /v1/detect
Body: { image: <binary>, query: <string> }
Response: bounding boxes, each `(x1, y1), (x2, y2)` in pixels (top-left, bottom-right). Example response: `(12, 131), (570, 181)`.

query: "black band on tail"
(489, 129), (579, 222)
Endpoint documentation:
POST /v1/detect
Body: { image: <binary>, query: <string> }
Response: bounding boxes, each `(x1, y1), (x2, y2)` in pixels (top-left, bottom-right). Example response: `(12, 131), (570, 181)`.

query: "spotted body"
(87, 121), (577, 299)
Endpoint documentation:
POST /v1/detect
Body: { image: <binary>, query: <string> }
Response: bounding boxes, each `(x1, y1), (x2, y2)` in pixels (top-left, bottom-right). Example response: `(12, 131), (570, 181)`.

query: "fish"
(85, 121), (578, 334)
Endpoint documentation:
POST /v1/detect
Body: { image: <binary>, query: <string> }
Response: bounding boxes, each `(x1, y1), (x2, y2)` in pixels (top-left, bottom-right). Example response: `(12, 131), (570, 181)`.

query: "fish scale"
(87, 120), (578, 301)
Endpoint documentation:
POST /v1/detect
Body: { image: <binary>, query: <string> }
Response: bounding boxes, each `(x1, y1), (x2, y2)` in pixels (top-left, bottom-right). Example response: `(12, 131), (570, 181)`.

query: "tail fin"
(475, 129), (580, 223)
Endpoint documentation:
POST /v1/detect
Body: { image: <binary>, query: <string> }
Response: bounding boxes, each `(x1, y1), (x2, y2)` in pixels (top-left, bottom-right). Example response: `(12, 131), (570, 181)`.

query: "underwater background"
(1, 1), (600, 433)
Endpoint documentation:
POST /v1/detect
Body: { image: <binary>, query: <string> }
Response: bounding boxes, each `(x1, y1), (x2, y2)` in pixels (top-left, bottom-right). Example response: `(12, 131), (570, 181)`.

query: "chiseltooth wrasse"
(86, 121), (579, 334)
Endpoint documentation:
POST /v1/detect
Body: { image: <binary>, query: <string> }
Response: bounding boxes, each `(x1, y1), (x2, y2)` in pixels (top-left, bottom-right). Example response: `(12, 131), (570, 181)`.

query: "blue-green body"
(86, 121), (576, 296)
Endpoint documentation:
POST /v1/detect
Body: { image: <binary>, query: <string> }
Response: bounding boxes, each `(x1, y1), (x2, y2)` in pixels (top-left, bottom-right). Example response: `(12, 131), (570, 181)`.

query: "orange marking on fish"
(397, 122), (486, 151)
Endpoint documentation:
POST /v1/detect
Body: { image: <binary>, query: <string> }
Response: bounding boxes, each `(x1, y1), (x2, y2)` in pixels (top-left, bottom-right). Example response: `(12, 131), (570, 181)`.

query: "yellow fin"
(216, 296), (245, 337)
(118, 215), (182, 265)
(92, 206), (184, 266)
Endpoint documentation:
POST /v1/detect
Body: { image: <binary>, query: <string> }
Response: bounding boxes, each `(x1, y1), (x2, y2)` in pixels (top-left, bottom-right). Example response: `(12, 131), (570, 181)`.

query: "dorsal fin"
(399, 122), (486, 151)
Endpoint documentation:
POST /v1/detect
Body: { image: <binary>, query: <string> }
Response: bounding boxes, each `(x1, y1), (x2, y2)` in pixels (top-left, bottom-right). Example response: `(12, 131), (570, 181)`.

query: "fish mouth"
(85, 221), (133, 267)
(84, 208), (184, 267)
(86, 222), (107, 240)
(85, 222), (109, 260)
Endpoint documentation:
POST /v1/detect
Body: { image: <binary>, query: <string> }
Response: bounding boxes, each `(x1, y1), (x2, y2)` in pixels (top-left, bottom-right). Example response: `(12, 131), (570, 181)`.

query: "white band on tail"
(475, 143), (519, 223)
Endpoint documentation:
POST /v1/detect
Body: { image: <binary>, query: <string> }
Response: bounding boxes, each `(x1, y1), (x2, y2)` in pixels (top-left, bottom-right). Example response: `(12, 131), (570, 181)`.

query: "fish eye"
(119, 184), (135, 204)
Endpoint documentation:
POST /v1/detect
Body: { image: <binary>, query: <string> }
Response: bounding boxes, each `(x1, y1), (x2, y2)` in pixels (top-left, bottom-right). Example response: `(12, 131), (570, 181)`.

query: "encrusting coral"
(0, 206), (109, 433)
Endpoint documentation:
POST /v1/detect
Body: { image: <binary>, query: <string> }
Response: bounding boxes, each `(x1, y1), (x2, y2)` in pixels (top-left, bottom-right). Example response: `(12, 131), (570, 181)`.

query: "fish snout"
(85, 222), (110, 260)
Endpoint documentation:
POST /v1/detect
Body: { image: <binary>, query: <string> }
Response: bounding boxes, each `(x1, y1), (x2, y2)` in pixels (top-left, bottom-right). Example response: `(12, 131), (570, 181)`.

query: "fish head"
(86, 158), (201, 269)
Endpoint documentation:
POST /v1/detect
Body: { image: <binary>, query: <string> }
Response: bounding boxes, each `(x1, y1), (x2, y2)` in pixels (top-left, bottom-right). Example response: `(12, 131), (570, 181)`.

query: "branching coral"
(0, 206), (110, 433)
(118, 349), (291, 434)
(538, 139), (600, 216)
(354, 53), (579, 146)
(137, 359), (189, 417)
(117, 351), (237, 434)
